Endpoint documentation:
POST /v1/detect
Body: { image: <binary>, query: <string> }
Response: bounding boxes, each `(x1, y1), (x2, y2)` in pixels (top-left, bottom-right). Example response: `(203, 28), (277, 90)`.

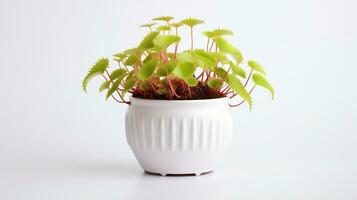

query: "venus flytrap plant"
(82, 17), (274, 109)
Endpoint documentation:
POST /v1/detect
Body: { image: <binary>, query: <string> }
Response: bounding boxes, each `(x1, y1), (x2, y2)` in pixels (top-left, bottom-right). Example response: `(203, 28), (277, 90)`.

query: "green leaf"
(248, 60), (266, 74)
(214, 67), (228, 79)
(110, 68), (127, 80)
(177, 51), (195, 63)
(153, 16), (173, 22)
(82, 58), (109, 92)
(142, 53), (157, 64)
(207, 78), (222, 89)
(138, 59), (158, 80)
(252, 73), (274, 99)
(126, 70), (135, 79)
(99, 81), (110, 92)
(113, 53), (126, 60)
(193, 49), (216, 67)
(184, 76), (198, 87)
(173, 61), (196, 78)
(138, 31), (159, 50)
(156, 25), (171, 31)
(178, 50), (215, 68)
(228, 75), (252, 109)
(180, 17), (204, 27)
(202, 31), (214, 38)
(215, 37), (243, 64)
(209, 52), (229, 64)
(153, 35), (180, 50)
(230, 62), (246, 78)
(123, 77), (136, 94)
(124, 55), (140, 66)
(123, 48), (141, 55)
(166, 52), (175, 60)
(212, 28), (233, 37)
(106, 73), (126, 99)
(139, 80), (152, 90)
(170, 22), (183, 28)
(140, 23), (156, 28)
(156, 61), (177, 76)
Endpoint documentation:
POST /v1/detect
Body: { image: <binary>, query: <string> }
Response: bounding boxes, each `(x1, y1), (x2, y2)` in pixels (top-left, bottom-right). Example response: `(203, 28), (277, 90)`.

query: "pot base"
(145, 170), (213, 177)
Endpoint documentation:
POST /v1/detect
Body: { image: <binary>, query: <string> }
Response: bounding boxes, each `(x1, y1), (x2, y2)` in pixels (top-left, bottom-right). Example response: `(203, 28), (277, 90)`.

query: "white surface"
(126, 97), (232, 175)
(0, 0), (356, 199)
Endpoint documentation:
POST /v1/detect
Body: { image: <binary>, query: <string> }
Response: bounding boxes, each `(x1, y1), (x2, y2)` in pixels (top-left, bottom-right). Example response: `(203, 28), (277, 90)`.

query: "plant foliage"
(82, 17), (274, 109)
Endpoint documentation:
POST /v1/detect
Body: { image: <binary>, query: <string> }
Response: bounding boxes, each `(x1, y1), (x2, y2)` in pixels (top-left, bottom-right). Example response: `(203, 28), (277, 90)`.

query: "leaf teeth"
(140, 23), (156, 28)
(153, 16), (174, 22)
(212, 28), (234, 37)
(99, 81), (110, 92)
(180, 17), (205, 27)
(82, 58), (109, 92)
(138, 31), (159, 50)
(113, 53), (126, 60)
(170, 22), (183, 28)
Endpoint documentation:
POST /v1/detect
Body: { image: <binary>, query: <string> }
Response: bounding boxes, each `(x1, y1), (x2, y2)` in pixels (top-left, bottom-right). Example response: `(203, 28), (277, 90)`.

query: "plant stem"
(167, 21), (170, 35)
(174, 27), (179, 59)
(209, 40), (214, 52)
(167, 77), (180, 98)
(190, 27), (193, 51)
(101, 74), (127, 104)
(105, 70), (129, 104)
(244, 69), (253, 87)
(221, 84), (230, 94)
(206, 38), (210, 51)
(174, 42), (179, 59)
(161, 50), (168, 62)
(201, 68), (205, 82)
(197, 68), (204, 80)
(149, 79), (157, 91)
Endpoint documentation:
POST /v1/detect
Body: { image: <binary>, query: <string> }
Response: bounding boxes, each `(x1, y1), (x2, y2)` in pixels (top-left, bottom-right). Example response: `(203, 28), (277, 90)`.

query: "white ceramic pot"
(125, 97), (233, 176)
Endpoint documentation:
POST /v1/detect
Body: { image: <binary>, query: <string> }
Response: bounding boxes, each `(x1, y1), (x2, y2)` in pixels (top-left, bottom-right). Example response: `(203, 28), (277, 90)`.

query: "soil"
(132, 81), (226, 100)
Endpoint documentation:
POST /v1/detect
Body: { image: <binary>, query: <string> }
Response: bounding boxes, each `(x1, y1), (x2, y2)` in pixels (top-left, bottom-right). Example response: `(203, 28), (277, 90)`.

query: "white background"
(0, 0), (356, 199)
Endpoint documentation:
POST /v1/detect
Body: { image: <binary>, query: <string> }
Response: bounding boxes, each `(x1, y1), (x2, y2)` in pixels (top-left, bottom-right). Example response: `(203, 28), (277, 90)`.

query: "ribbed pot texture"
(125, 97), (233, 176)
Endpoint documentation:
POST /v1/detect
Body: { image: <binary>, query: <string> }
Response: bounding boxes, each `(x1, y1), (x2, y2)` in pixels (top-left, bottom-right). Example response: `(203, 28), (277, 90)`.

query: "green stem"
(101, 74), (127, 104)
(244, 69), (253, 87)
(190, 27), (193, 51)
(209, 40), (214, 52)
(105, 70), (129, 104)
(206, 38), (210, 51)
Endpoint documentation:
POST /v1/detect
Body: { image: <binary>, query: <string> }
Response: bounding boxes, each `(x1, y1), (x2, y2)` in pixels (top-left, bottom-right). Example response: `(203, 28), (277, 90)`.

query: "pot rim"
(129, 96), (229, 107)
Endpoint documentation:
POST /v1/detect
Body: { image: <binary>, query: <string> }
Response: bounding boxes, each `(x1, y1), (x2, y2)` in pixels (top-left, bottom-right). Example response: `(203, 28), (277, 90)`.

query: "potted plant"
(82, 16), (274, 176)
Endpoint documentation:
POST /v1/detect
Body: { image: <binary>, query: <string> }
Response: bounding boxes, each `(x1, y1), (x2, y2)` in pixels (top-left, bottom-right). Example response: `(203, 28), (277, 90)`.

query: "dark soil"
(132, 81), (226, 100)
